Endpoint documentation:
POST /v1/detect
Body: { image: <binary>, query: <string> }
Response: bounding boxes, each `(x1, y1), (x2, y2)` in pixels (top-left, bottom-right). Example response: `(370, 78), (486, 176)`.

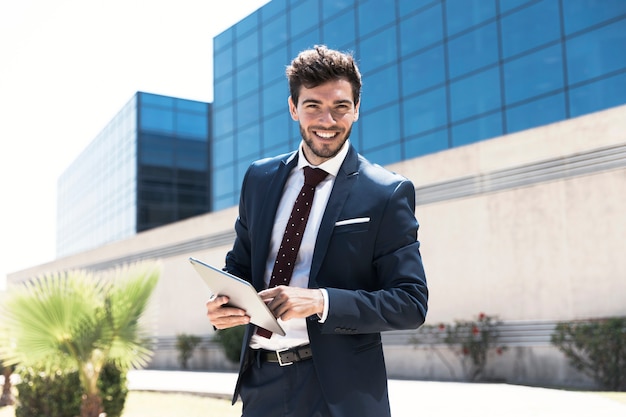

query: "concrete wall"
(7, 105), (626, 388)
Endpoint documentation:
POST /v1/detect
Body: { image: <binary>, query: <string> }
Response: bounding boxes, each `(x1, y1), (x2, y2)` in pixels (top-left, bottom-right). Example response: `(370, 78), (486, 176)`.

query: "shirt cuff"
(318, 288), (329, 323)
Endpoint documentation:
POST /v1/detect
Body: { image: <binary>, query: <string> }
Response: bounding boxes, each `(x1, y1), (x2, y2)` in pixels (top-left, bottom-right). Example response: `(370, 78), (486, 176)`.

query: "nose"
(318, 108), (336, 125)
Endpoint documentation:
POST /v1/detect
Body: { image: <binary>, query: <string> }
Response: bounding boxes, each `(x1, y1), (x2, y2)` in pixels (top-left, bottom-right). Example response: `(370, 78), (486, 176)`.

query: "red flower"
(438, 323), (446, 331)
(496, 347), (503, 355)
(478, 312), (486, 320)
(462, 347), (470, 356)
(472, 326), (480, 335)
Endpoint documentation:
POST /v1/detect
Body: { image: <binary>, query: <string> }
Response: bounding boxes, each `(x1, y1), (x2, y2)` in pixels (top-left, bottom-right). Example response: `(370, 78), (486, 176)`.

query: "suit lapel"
(309, 146), (359, 287)
(251, 152), (298, 290)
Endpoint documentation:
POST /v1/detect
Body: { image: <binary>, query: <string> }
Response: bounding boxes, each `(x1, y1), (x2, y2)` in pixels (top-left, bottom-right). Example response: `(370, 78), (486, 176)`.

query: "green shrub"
(215, 326), (246, 363)
(551, 317), (626, 391)
(176, 334), (203, 369)
(15, 362), (128, 417)
(98, 362), (128, 417)
(441, 312), (506, 382)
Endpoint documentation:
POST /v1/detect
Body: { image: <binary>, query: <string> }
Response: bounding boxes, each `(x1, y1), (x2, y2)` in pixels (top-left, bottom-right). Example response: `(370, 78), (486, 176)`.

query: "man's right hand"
(205, 295), (250, 329)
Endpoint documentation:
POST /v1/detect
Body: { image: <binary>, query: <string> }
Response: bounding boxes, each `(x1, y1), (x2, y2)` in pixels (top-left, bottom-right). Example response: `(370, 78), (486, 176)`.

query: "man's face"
(288, 78), (360, 166)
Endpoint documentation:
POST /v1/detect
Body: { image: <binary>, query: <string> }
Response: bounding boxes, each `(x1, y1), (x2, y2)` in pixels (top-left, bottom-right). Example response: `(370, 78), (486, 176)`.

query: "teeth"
(316, 131), (336, 138)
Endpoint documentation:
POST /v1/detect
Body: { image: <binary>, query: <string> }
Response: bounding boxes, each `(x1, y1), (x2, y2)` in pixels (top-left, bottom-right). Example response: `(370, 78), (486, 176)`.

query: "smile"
(313, 131), (339, 139)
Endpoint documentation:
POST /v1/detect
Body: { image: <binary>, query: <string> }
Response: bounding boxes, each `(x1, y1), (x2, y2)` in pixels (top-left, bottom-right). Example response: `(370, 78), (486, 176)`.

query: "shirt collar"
(296, 139), (350, 177)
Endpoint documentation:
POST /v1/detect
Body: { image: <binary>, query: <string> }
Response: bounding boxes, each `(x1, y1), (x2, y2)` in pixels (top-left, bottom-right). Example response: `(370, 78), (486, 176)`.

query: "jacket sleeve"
(321, 179), (428, 334)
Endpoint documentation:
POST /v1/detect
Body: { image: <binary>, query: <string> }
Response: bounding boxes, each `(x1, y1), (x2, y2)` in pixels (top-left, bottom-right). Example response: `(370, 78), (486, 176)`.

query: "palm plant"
(0, 261), (161, 417)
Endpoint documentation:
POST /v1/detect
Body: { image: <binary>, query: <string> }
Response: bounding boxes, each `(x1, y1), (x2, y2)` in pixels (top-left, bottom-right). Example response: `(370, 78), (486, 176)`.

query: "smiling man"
(206, 45), (428, 417)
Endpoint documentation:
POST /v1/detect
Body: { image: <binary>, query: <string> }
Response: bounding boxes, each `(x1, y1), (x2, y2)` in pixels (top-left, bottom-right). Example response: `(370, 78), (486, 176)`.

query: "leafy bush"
(551, 317), (626, 391)
(15, 362), (127, 417)
(215, 326), (246, 363)
(440, 313), (506, 381)
(176, 334), (202, 369)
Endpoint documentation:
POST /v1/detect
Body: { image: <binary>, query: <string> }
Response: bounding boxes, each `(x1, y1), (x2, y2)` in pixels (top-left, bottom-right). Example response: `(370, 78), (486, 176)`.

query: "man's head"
(286, 45), (362, 108)
(286, 46), (362, 166)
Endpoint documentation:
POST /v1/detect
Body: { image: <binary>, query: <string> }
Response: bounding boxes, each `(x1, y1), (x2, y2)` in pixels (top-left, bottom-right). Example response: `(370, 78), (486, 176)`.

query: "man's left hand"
(258, 286), (324, 321)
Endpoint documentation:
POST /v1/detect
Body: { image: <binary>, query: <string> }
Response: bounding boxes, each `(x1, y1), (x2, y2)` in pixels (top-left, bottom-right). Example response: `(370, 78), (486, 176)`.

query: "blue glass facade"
(210, 0), (626, 210)
(57, 92), (210, 257)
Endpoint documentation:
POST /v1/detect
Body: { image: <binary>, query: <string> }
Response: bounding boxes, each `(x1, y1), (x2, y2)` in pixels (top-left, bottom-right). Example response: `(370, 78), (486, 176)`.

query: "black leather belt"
(258, 344), (313, 366)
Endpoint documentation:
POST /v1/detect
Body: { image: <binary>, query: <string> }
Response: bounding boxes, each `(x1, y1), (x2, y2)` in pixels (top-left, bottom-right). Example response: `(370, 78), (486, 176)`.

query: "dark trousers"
(239, 351), (332, 417)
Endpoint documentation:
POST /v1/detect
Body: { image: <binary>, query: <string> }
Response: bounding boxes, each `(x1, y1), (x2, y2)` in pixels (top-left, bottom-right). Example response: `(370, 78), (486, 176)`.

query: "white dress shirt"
(249, 140), (350, 351)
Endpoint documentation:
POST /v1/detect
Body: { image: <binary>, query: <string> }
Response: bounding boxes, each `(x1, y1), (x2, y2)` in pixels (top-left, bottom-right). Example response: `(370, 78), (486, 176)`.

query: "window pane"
(176, 100), (207, 113)
(213, 105), (234, 137)
(323, 8), (356, 48)
(263, 80), (288, 118)
(176, 112), (208, 140)
(323, 0), (353, 20)
(364, 142), (401, 166)
(140, 106), (174, 134)
(262, 13), (288, 54)
(262, 47), (289, 87)
(236, 30), (259, 67)
(403, 87), (448, 137)
(450, 68), (501, 121)
(214, 47), (233, 80)
(236, 62), (260, 97)
(498, 0), (535, 14)
(263, 113), (289, 150)
(445, 0), (496, 36)
(237, 123), (261, 160)
(506, 93), (566, 134)
(261, 0), (287, 22)
(448, 22), (499, 78)
(141, 93), (174, 108)
(399, 3), (443, 57)
(213, 165), (236, 198)
(567, 19), (626, 84)
(367, 66), (399, 107)
(503, 45), (564, 105)
(405, 128), (449, 159)
(569, 71), (626, 117)
(291, 0), (320, 38)
(402, 46), (445, 95)
(361, 103), (401, 150)
(213, 136), (235, 168)
(215, 76), (234, 105)
(289, 27), (322, 58)
(501, 0), (561, 59)
(359, 26), (398, 74)
(358, 0), (397, 38)
(563, 0), (626, 35)
(452, 113), (503, 146)
(214, 27), (233, 52)
(237, 92), (260, 128)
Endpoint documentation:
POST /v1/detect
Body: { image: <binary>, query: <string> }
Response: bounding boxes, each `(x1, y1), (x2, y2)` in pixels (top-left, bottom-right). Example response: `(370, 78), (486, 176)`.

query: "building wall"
(8, 105), (626, 387)
(211, 0), (626, 210)
(56, 92), (211, 258)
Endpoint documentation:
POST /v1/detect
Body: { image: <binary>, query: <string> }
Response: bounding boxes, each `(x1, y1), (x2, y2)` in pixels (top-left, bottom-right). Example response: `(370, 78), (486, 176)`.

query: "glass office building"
(211, 0), (626, 210)
(57, 92), (210, 257)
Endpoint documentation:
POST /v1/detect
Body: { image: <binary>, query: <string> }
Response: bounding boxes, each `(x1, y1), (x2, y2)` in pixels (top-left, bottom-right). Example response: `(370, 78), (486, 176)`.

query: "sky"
(0, 0), (270, 290)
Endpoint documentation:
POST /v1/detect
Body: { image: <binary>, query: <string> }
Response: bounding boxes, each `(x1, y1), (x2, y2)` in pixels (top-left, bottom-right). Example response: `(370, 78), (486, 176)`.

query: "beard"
(300, 124), (353, 160)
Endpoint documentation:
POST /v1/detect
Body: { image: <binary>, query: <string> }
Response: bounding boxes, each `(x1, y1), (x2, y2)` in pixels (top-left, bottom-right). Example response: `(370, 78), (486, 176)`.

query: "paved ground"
(127, 370), (626, 416)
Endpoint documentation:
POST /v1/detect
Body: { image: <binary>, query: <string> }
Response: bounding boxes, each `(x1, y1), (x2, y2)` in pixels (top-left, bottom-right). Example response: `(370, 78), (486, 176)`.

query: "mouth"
(312, 130), (340, 139)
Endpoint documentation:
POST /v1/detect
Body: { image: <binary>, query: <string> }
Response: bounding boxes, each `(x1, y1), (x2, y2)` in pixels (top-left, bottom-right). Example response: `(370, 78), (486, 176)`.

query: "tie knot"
(303, 166), (328, 187)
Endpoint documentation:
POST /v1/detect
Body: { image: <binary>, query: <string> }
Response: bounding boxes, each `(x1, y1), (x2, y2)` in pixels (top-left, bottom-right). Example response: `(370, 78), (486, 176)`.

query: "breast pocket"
(333, 217), (370, 234)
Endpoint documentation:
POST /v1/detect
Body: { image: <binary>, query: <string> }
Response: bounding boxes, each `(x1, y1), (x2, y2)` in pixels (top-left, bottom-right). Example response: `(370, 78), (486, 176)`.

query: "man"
(206, 45), (428, 417)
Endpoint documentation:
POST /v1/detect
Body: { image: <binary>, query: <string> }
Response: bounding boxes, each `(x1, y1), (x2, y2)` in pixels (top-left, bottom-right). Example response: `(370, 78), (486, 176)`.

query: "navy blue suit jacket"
(225, 145), (428, 417)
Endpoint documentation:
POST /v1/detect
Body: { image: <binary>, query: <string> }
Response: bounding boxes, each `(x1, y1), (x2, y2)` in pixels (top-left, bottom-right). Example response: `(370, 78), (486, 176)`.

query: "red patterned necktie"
(256, 166), (328, 338)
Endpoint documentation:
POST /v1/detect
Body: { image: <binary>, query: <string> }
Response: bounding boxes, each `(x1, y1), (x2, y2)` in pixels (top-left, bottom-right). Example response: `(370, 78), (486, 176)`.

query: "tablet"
(189, 257), (285, 336)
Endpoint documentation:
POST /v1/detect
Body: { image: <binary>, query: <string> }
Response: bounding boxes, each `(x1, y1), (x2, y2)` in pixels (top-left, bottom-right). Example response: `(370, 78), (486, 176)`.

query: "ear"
(288, 96), (299, 121)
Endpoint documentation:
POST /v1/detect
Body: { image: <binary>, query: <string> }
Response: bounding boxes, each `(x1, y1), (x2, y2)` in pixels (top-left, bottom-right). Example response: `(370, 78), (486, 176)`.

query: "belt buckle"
(276, 347), (293, 366)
